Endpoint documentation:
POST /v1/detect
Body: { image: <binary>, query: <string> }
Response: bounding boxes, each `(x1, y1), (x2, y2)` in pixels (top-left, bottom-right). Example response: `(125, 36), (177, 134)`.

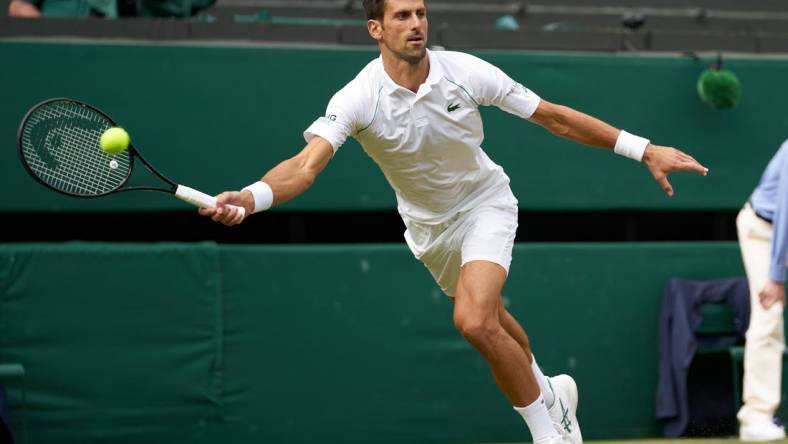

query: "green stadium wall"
(2, 41), (788, 212)
(0, 241), (756, 443)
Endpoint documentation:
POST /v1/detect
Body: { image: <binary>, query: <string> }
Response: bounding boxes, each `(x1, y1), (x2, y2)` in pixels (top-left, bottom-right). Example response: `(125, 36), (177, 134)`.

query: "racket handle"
(175, 185), (247, 219)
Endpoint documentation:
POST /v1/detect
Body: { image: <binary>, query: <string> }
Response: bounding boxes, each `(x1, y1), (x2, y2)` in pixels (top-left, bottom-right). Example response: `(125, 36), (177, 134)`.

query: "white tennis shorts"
(403, 190), (518, 297)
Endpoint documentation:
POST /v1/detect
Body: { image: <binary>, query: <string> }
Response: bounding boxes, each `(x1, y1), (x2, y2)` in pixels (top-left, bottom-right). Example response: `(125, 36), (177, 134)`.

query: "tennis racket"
(17, 98), (244, 217)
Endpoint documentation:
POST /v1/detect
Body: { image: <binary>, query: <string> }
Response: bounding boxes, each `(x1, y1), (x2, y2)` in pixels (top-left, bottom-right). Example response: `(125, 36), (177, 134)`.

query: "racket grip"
(175, 185), (247, 219)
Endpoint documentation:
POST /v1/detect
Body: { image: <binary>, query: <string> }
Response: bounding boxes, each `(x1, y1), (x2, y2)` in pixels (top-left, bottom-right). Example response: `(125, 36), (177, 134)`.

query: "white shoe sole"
(740, 428), (786, 442)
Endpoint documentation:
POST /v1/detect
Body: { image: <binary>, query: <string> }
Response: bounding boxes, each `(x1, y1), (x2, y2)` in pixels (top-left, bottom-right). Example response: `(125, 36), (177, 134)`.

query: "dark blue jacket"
(655, 277), (750, 437)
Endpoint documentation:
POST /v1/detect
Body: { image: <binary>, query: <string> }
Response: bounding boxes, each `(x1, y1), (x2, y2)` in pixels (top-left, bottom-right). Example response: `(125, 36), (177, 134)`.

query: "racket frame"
(17, 97), (245, 217)
(18, 97), (180, 198)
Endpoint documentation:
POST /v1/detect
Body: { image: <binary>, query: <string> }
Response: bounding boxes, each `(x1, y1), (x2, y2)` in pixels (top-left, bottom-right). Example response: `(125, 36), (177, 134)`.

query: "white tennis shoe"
(740, 421), (786, 442)
(547, 374), (583, 444)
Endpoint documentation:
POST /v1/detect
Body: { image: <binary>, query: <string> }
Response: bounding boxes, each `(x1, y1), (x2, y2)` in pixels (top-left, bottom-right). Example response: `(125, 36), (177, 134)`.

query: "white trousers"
(737, 205), (785, 425)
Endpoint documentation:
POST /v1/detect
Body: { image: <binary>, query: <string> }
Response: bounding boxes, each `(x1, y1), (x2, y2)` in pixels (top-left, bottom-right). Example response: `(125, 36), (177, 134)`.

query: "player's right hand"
(198, 190), (254, 226)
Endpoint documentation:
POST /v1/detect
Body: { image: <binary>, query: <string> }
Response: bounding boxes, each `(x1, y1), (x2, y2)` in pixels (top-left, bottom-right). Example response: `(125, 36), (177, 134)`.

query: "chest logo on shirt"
(447, 103), (461, 113)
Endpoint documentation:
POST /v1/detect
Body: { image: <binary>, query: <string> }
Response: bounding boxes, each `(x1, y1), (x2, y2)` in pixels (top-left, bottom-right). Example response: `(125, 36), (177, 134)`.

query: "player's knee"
(453, 312), (497, 346)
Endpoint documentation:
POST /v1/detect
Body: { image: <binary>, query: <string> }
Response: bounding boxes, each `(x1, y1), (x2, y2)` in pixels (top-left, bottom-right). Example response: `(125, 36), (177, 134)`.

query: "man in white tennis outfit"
(200, 0), (709, 442)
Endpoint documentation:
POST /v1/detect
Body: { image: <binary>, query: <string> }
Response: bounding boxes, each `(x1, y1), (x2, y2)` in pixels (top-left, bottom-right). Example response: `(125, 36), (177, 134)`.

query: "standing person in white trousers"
(737, 138), (788, 441)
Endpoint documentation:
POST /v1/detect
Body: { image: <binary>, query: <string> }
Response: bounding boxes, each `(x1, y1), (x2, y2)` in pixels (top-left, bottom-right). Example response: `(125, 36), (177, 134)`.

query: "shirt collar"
(379, 49), (442, 95)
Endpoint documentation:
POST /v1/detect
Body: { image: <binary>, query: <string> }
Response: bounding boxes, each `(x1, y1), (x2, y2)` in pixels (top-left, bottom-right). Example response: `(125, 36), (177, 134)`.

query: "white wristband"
(242, 181), (274, 213)
(614, 130), (649, 162)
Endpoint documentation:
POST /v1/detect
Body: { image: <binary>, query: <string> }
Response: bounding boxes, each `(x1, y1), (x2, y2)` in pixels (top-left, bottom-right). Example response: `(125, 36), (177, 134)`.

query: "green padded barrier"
(509, 242), (746, 439)
(2, 40), (788, 212)
(0, 242), (749, 443)
(219, 245), (463, 444)
(0, 241), (747, 443)
(0, 242), (224, 444)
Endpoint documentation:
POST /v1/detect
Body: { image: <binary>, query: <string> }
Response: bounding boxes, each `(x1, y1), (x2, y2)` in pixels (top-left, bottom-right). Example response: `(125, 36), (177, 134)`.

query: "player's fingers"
(655, 174), (673, 197)
(228, 207), (245, 225)
(215, 193), (230, 206)
(198, 207), (215, 217)
(679, 159), (709, 176)
(216, 191), (242, 207)
(214, 203), (240, 222)
(223, 205), (240, 226)
(677, 154), (707, 172)
(682, 153), (698, 163)
(663, 148), (703, 173)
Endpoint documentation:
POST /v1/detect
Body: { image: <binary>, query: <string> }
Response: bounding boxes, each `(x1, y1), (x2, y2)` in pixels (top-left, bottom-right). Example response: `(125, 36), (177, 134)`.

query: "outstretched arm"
(528, 99), (708, 196)
(198, 136), (334, 225)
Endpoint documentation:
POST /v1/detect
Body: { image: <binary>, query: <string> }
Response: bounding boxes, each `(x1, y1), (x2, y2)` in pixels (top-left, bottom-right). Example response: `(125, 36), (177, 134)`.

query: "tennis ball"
(99, 127), (130, 155)
(697, 68), (742, 109)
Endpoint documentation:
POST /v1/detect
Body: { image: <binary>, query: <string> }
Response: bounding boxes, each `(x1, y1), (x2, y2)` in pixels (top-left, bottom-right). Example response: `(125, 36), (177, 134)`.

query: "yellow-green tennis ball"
(99, 127), (130, 156)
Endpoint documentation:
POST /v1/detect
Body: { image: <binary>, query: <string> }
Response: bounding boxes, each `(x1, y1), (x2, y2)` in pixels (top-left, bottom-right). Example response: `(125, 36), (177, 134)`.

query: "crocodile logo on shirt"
(447, 103), (461, 112)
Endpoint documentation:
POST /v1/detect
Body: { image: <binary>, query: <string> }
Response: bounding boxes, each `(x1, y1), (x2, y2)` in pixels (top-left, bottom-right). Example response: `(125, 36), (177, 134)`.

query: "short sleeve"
(460, 53), (541, 119)
(304, 82), (366, 153)
(498, 83), (541, 119)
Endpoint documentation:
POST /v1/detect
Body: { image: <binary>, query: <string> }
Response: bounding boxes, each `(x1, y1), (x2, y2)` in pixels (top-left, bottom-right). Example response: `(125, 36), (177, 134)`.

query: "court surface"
(484, 440), (788, 444)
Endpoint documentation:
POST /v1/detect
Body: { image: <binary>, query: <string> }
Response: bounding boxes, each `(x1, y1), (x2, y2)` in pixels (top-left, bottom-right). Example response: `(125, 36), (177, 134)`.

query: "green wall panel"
(509, 242), (746, 439)
(2, 40), (787, 212)
(0, 242), (223, 443)
(0, 242), (749, 443)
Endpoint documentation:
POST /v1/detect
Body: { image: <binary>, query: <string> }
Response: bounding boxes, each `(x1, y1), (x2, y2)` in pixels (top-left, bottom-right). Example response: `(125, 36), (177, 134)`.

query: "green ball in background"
(697, 68), (742, 109)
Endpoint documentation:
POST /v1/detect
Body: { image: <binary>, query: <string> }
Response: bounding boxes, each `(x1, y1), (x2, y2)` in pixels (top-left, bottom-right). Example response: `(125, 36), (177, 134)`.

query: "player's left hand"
(642, 144), (708, 197)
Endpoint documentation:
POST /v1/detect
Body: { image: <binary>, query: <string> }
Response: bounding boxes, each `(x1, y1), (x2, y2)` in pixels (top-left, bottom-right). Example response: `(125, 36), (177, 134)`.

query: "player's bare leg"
(497, 293), (583, 444)
(498, 307), (553, 402)
(453, 260), (560, 443)
(454, 260), (538, 405)
(498, 306), (533, 363)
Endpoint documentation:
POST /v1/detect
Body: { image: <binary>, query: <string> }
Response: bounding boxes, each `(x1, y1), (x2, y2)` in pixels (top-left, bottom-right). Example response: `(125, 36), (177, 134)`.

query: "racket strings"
(20, 101), (131, 196)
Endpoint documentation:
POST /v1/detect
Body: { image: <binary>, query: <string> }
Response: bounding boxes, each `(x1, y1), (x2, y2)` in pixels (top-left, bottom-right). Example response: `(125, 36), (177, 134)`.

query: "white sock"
(531, 355), (555, 409)
(514, 394), (559, 443)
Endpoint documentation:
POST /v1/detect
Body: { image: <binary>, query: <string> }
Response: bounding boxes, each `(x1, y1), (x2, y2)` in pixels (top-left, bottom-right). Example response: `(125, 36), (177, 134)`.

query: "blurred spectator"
(8, 0), (213, 18)
(8, 0), (41, 17)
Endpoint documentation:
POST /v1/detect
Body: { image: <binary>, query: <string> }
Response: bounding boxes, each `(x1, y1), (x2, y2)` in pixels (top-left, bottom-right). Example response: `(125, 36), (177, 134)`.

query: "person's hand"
(759, 280), (785, 310)
(642, 144), (708, 197)
(197, 190), (255, 226)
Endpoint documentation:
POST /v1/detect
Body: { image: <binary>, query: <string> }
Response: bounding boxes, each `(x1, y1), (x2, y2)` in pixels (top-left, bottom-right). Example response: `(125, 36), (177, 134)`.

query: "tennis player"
(200, 0), (708, 442)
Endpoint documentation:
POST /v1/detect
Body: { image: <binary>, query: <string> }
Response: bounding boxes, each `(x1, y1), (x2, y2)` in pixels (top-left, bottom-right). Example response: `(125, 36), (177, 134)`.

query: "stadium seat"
(439, 27), (625, 52)
(696, 303), (788, 414)
(648, 30), (758, 52)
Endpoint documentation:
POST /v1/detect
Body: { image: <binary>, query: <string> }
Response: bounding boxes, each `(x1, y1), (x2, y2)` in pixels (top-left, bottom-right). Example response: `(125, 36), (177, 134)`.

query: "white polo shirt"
(304, 49), (541, 224)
